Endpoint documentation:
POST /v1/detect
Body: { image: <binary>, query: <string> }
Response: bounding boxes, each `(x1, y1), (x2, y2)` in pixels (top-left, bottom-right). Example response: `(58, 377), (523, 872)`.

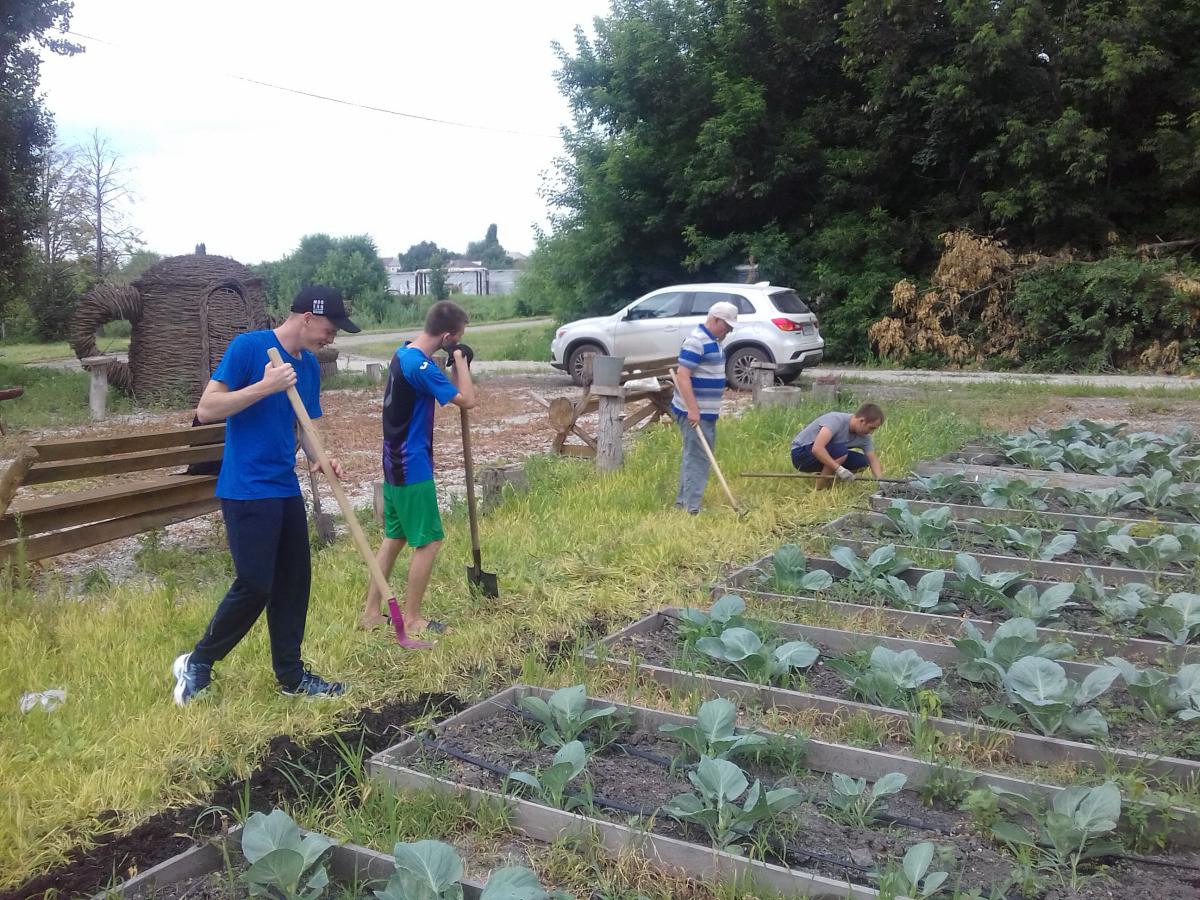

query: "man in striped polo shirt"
(671, 301), (739, 514)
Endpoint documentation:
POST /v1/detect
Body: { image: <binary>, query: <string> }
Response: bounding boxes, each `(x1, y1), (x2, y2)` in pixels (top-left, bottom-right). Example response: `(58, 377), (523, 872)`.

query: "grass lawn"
(0, 361), (134, 434)
(0, 395), (976, 888)
(0, 337), (129, 365)
(351, 323), (556, 363)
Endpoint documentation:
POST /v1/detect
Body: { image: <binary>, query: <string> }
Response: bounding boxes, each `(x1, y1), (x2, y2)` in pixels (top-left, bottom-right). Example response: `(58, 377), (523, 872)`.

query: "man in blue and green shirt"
(671, 301), (739, 514)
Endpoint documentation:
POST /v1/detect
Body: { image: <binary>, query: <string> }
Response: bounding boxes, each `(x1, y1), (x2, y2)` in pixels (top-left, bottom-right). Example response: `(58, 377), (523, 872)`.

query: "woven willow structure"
(71, 254), (271, 404)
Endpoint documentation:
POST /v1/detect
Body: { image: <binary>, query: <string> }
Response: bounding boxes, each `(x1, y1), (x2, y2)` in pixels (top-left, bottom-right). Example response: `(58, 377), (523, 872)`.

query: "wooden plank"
(31, 424), (225, 462)
(24, 445), (223, 485)
(0, 498), (221, 563)
(621, 400), (661, 433)
(1, 476), (216, 541)
(0, 448), (38, 518)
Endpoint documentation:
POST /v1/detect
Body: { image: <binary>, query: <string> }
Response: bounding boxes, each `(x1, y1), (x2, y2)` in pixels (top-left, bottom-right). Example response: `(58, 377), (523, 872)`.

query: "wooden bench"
(541, 356), (677, 459)
(0, 423), (225, 565)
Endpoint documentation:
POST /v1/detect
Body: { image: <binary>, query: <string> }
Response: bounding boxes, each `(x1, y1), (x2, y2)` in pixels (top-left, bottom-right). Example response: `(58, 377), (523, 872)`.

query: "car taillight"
(771, 318), (801, 332)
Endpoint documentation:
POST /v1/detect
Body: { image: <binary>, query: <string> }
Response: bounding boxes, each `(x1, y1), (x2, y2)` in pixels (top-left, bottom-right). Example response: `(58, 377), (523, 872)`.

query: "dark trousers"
(192, 496), (310, 688)
(792, 442), (869, 473)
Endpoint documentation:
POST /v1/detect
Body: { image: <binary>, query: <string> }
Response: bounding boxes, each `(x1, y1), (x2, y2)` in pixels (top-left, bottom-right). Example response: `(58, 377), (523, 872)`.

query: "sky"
(37, 0), (611, 264)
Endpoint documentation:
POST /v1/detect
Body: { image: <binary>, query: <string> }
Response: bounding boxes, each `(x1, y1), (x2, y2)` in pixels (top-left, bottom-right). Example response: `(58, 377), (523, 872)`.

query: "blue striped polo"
(671, 324), (726, 421)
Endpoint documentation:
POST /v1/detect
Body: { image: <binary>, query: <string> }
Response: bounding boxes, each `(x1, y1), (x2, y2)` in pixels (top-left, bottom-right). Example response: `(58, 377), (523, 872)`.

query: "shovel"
(460, 406), (499, 598)
(308, 467), (336, 546)
(268, 348), (430, 649)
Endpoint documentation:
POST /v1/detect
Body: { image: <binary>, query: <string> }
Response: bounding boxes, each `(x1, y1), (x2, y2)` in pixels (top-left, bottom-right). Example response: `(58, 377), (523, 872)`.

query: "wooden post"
(365, 362), (384, 384)
(80, 356), (112, 422)
(373, 481), (385, 524)
(592, 383), (626, 471)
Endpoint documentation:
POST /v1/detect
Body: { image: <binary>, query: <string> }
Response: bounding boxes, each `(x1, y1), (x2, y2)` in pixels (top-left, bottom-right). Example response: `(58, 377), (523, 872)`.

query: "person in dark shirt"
(172, 285), (358, 705)
(359, 300), (477, 636)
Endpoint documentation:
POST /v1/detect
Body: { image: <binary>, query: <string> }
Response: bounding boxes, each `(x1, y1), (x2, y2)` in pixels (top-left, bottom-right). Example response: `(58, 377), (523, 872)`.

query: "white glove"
(834, 466), (855, 482)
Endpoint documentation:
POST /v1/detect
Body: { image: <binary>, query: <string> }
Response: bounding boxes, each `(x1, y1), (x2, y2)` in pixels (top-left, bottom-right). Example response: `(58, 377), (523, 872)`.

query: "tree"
(540, 0), (1200, 360)
(257, 234), (389, 321)
(466, 223), (514, 269)
(397, 240), (456, 271)
(29, 142), (90, 338)
(78, 130), (142, 278)
(0, 0), (80, 318)
(428, 252), (449, 300)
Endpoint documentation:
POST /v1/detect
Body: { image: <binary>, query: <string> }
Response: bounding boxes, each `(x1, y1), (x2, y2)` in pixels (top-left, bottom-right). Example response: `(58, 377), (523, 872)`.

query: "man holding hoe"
(790, 403), (886, 488)
(359, 300), (477, 637)
(172, 285), (357, 706)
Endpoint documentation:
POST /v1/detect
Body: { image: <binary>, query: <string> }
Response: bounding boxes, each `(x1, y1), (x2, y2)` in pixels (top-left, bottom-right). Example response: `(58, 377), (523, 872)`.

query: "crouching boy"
(790, 403), (885, 488)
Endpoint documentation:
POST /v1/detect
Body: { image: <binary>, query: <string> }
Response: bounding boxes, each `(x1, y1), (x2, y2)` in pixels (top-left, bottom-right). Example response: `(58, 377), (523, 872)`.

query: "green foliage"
(240, 809), (333, 900)
(882, 500), (954, 548)
(772, 544), (834, 593)
(874, 842), (950, 900)
(1106, 658), (1200, 723)
(661, 756), (801, 852)
(695, 626), (819, 685)
(1140, 592), (1200, 645)
(990, 583), (1078, 626)
(826, 646), (943, 709)
(1007, 258), (1200, 371)
(375, 839), (568, 900)
(986, 658), (1119, 738)
(983, 525), (1076, 561)
(830, 544), (913, 584)
(979, 476), (1048, 511)
(873, 571), (956, 614)
(506, 740), (590, 811)
(675, 595), (745, 646)
(825, 771), (906, 828)
(658, 698), (768, 763)
(952, 553), (1026, 607)
(397, 241), (456, 272)
(465, 224), (513, 270)
(952, 618), (1075, 686)
(988, 783), (1123, 890)
(1073, 570), (1153, 624)
(537, 0), (1200, 364)
(255, 234), (388, 320)
(518, 685), (615, 749)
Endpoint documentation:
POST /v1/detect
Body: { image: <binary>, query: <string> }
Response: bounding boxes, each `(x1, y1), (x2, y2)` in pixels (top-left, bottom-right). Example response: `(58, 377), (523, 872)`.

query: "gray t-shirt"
(791, 412), (874, 452)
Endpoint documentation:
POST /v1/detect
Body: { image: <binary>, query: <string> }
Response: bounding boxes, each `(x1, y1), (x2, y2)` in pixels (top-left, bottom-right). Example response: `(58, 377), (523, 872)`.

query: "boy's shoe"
(172, 652), (212, 706)
(281, 668), (347, 698)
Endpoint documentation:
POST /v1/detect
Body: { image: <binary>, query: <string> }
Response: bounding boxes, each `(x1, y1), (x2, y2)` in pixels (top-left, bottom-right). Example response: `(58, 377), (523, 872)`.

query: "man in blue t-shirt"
(359, 300), (477, 635)
(171, 285), (359, 706)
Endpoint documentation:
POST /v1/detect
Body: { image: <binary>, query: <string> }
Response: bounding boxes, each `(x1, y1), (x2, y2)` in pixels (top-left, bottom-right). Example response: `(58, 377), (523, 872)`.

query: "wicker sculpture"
(70, 254), (272, 404)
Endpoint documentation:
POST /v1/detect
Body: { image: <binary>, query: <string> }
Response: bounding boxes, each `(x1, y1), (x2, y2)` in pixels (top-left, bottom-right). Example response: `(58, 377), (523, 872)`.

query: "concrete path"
(334, 316), (553, 349)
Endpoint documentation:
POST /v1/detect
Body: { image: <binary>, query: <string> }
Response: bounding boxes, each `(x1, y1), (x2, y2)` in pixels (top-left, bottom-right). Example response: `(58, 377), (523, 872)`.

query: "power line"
(65, 29), (563, 140)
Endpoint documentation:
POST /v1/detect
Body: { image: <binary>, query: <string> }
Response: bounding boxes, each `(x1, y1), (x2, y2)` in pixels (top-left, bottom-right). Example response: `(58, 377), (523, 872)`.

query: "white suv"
(550, 282), (824, 389)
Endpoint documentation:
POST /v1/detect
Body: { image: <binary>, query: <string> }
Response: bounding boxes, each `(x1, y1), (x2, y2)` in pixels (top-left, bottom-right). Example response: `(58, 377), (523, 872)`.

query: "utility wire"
(64, 29), (563, 140)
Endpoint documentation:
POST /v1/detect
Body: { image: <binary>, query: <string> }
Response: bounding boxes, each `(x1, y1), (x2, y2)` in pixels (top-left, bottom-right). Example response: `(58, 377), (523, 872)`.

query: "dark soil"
(412, 706), (1200, 900)
(878, 483), (1198, 526)
(610, 620), (1200, 762)
(146, 870), (251, 900)
(0, 693), (461, 900)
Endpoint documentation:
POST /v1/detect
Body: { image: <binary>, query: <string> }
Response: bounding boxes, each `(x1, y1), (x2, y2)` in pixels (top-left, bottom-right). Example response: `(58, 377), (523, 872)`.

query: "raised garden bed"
(918, 460), (1200, 494)
(588, 612), (1200, 781)
(719, 551), (1199, 666)
(96, 825), (487, 899)
(824, 515), (1194, 588)
(368, 686), (1200, 899)
(825, 511), (1197, 584)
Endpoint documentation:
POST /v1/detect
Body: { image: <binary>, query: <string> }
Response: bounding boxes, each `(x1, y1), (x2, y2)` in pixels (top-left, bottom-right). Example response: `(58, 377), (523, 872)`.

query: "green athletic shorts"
(382, 479), (444, 547)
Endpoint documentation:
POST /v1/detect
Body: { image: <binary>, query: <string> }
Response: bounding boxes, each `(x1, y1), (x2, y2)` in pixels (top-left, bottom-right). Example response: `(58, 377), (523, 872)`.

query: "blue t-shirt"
(211, 330), (322, 500)
(382, 345), (460, 486)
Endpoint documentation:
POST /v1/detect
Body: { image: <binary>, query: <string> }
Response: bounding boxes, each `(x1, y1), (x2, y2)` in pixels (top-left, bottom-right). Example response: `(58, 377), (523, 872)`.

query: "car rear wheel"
(567, 342), (604, 386)
(725, 346), (770, 391)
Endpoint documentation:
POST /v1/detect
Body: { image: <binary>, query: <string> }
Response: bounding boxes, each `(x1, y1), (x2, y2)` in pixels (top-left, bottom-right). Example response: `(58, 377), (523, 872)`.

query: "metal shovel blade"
(467, 560), (499, 598)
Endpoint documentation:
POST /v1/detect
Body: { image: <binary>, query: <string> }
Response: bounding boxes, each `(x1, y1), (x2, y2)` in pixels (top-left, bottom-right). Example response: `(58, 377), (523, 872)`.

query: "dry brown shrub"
(870, 231), (1030, 365)
(1140, 340), (1183, 374)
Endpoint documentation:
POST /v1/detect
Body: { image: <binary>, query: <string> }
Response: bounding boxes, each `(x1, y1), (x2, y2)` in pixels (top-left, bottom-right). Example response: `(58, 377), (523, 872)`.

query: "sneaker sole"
(280, 686), (349, 699)
(172, 653), (191, 707)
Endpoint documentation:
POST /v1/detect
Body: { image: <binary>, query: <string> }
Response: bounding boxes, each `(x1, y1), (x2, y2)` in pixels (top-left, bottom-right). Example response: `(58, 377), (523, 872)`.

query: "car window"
(691, 291), (754, 316)
(626, 291), (687, 320)
(769, 290), (812, 315)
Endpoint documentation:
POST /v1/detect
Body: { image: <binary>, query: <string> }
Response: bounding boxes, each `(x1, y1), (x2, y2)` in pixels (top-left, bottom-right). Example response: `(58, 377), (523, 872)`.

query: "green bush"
(1008, 257), (1198, 371)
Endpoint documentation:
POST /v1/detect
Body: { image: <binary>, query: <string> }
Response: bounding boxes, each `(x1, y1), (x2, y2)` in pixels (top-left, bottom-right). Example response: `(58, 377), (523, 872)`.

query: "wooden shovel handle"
(267, 347), (392, 600)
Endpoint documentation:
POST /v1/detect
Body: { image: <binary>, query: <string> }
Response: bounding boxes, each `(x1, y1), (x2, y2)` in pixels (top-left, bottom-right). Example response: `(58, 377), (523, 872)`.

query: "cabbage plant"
(1051, 485), (1144, 516)
(984, 524), (1076, 561)
(952, 618), (1075, 686)
(506, 741), (590, 811)
(980, 475), (1048, 511)
(830, 544), (913, 584)
(986, 657), (1119, 738)
(772, 545), (835, 593)
(240, 809), (333, 900)
(658, 697), (769, 762)
(519, 685), (615, 749)
(1106, 533), (1186, 571)
(1073, 570), (1154, 624)
(1106, 657), (1200, 723)
(952, 553), (1026, 606)
(875, 842), (950, 900)
(881, 500), (954, 547)
(661, 756), (801, 852)
(1141, 593), (1200, 645)
(912, 473), (980, 502)
(825, 646), (943, 709)
(873, 570), (956, 614)
(696, 627), (819, 685)
(825, 771), (907, 827)
(676, 594), (746, 645)
(375, 839), (570, 900)
(991, 582), (1078, 625)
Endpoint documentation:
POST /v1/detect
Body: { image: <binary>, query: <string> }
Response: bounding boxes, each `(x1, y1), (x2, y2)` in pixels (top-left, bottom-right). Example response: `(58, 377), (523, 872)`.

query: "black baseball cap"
(291, 285), (361, 333)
